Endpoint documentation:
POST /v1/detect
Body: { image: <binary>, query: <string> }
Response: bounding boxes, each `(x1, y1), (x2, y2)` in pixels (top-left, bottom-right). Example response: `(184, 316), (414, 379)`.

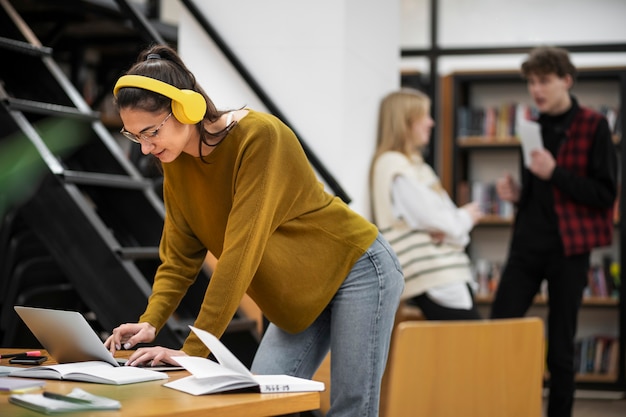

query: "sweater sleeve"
(392, 175), (472, 247)
(138, 184), (208, 341)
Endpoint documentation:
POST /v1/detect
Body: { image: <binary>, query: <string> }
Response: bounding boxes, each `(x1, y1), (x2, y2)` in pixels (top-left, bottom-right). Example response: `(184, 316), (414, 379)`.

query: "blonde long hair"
(369, 88), (431, 185)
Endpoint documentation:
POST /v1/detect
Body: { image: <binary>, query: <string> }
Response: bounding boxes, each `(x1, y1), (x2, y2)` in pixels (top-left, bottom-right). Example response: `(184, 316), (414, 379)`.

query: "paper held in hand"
(517, 118), (544, 168)
(165, 326), (325, 395)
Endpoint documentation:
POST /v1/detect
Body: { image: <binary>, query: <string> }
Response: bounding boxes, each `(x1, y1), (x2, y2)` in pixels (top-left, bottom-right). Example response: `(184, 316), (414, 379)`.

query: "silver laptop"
(14, 306), (121, 366)
(14, 306), (184, 371)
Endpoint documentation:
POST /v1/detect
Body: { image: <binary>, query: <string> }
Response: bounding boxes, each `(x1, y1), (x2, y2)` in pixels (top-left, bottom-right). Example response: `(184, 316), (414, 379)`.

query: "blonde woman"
(370, 88), (483, 319)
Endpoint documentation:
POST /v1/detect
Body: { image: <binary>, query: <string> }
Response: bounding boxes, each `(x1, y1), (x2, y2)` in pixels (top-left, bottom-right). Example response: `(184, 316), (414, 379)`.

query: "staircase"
(0, 0), (259, 367)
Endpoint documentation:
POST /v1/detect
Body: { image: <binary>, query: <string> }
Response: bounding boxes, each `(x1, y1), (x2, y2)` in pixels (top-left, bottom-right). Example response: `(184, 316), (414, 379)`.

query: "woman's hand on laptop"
(125, 346), (187, 367)
(105, 322), (156, 354)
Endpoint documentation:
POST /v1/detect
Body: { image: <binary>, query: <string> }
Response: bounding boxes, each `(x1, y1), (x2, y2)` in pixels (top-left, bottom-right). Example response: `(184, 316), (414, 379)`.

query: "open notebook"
(165, 326), (325, 394)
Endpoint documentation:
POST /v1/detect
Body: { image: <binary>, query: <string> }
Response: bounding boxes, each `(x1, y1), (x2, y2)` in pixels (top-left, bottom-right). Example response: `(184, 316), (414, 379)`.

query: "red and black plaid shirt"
(553, 107), (614, 256)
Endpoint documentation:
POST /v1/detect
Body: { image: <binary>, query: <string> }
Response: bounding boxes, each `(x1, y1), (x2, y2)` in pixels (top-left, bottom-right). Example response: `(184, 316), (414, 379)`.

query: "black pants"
(410, 283), (482, 320)
(491, 244), (589, 417)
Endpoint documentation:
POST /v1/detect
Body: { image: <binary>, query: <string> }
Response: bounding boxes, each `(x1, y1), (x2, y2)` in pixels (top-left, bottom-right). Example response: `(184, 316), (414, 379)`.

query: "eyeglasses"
(120, 112), (173, 144)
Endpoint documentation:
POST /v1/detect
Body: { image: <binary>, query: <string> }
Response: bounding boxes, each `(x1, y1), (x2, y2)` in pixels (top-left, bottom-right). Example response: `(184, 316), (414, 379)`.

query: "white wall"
(169, 0), (625, 218)
(402, 0), (626, 48)
(177, 0), (399, 218)
(401, 0), (626, 74)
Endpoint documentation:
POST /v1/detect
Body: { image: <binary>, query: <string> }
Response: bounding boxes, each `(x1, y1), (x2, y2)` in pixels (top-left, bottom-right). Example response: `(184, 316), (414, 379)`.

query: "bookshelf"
(440, 67), (626, 391)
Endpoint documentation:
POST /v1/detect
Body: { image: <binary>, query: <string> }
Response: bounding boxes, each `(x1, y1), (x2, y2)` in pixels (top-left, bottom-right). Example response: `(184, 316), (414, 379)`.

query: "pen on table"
(0, 350), (41, 359)
(43, 392), (93, 404)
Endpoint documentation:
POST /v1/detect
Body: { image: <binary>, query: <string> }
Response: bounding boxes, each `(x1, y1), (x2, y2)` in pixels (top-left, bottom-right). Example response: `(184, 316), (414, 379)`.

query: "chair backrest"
(381, 317), (545, 417)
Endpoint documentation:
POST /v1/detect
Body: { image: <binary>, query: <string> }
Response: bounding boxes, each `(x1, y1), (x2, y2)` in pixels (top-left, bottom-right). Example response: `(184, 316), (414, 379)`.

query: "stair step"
(3, 97), (99, 120)
(0, 36), (51, 57)
(62, 170), (152, 190)
(116, 247), (160, 260)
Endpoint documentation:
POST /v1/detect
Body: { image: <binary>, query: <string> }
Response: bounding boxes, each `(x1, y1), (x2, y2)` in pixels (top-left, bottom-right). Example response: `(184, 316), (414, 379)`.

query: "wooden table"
(0, 349), (320, 417)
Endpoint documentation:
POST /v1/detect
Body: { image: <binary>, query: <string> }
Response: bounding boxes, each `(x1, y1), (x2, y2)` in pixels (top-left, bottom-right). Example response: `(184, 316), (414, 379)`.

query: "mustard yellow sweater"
(139, 110), (378, 357)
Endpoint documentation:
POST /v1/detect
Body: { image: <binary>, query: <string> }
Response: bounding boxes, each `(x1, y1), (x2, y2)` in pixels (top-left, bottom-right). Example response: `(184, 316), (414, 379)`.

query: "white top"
(392, 168), (474, 308)
(392, 175), (473, 247)
(371, 151), (475, 308)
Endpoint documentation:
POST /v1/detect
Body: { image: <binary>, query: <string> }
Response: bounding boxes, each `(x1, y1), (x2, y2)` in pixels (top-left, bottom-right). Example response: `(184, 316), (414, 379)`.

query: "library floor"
(568, 391), (626, 417)
(572, 398), (626, 417)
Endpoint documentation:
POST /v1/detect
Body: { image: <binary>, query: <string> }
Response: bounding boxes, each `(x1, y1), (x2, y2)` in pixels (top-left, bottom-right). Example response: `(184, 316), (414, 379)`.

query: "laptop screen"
(13, 306), (120, 367)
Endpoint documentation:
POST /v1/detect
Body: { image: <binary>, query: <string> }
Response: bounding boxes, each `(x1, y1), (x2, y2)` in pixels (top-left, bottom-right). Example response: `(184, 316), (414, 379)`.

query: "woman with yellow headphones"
(104, 44), (403, 417)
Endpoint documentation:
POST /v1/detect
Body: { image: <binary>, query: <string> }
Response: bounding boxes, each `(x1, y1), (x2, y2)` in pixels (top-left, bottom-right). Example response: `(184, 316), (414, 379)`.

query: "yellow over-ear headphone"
(113, 74), (207, 124)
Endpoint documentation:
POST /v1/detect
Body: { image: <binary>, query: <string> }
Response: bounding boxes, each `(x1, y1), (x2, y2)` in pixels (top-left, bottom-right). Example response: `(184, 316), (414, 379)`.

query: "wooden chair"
(380, 317), (545, 417)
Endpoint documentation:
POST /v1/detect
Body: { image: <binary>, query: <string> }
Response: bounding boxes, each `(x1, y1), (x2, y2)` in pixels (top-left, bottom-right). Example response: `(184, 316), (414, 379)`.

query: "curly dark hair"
(521, 46), (577, 80)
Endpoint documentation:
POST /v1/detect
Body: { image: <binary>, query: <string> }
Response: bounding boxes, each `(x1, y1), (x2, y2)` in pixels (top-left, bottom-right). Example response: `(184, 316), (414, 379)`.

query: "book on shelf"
(605, 340), (620, 375)
(474, 258), (620, 301)
(456, 102), (621, 142)
(470, 181), (513, 219)
(9, 360), (168, 385)
(165, 326), (325, 395)
(574, 335), (619, 376)
(456, 103), (536, 141)
(10, 388), (121, 414)
(473, 259), (502, 297)
(585, 262), (619, 299)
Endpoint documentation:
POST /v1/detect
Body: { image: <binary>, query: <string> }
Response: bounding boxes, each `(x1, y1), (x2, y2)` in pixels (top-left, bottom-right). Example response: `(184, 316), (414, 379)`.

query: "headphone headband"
(113, 75), (207, 124)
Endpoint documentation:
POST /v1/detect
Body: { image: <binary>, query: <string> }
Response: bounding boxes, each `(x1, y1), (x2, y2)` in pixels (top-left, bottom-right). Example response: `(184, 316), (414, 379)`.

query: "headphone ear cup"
(171, 90), (207, 124)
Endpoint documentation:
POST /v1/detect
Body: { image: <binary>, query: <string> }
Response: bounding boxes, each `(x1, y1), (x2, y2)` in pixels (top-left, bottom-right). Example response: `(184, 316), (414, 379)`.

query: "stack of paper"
(10, 388), (121, 413)
(0, 377), (45, 393)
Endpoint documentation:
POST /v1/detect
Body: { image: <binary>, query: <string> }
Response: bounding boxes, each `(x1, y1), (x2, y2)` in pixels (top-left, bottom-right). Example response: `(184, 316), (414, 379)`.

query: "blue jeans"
(251, 233), (404, 417)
